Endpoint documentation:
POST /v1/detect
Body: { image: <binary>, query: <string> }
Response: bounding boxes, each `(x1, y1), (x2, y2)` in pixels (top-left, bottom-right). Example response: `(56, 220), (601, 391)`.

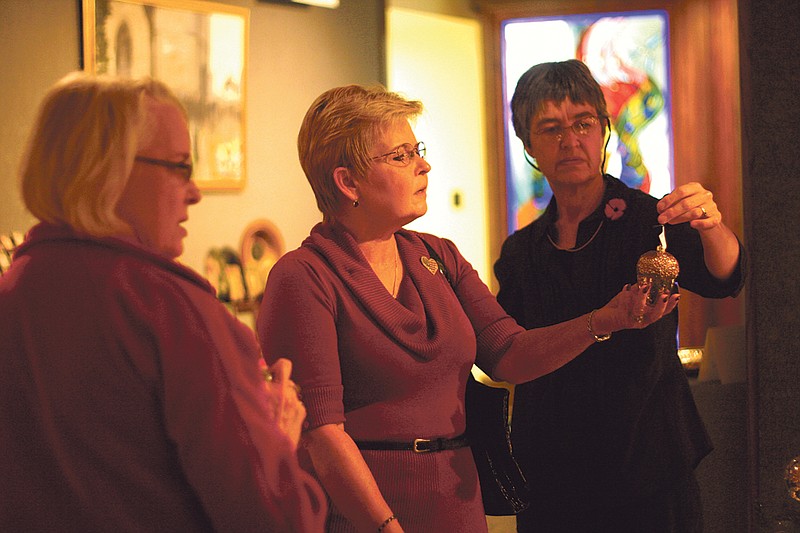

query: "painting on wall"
(502, 10), (672, 232)
(82, 0), (249, 191)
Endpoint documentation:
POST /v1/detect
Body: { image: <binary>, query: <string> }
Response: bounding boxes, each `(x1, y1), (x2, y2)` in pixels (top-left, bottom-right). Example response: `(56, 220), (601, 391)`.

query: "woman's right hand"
(263, 358), (305, 448)
(593, 283), (681, 334)
(303, 423), (403, 532)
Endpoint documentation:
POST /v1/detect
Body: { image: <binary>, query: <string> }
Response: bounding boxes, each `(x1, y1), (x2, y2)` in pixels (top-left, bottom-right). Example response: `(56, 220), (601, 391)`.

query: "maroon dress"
(258, 222), (523, 532)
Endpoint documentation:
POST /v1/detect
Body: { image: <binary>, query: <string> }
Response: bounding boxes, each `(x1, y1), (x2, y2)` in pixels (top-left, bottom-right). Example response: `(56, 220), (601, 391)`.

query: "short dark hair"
(510, 59), (609, 148)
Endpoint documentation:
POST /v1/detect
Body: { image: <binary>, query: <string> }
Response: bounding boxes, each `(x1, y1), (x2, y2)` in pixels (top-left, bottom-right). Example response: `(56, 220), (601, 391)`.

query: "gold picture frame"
(82, 0), (249, 191)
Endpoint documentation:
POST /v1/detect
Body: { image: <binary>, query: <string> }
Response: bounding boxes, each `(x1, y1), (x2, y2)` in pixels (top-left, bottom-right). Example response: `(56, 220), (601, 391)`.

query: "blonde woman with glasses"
(0, 72), (325, 532)
(257, 84), (680, 532)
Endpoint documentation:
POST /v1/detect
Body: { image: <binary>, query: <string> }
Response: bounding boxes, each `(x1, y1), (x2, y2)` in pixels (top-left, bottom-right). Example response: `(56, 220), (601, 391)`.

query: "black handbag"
(465, 372), (530, 515)
(419, 237), (531, 515)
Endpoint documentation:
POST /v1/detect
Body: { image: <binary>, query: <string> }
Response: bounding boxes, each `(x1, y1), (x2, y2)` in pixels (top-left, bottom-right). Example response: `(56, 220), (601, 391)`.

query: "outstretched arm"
(494, 283), (679, 384)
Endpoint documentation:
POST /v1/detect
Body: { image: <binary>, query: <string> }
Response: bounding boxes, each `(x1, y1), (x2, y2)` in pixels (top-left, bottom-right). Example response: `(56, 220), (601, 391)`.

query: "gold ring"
(700, 206), (709, 218)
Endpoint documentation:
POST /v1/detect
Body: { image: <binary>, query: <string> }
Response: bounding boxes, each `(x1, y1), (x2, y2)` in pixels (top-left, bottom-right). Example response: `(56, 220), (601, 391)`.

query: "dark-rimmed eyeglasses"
(371, 141), (426, 167)
(135, 156), (193, 181)
(533, 115), (602, 143)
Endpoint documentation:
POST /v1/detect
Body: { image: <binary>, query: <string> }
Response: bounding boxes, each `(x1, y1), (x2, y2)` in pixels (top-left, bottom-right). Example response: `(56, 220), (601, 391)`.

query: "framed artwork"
(82, 0), (249, 191)
(502, 10), (672, 232)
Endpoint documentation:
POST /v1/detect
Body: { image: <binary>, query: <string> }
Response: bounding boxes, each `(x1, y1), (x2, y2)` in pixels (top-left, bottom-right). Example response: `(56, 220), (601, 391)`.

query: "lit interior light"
(293, 0), (339, 7)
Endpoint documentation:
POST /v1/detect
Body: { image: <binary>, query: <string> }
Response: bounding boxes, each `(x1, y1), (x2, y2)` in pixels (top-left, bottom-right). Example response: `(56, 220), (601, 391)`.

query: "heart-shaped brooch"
(420, 256), (439, 275)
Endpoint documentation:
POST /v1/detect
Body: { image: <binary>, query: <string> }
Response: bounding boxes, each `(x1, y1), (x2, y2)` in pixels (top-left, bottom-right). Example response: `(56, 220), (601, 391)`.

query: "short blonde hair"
(297, 85), (423, 220)
(20, 71), (185, 237)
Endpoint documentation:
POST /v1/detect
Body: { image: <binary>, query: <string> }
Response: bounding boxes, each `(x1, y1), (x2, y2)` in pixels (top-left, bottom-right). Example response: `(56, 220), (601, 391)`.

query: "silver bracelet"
(588, 309), (612, 342)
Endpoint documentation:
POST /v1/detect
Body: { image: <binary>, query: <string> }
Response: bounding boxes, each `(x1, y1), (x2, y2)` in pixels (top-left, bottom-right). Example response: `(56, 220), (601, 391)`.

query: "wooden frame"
(82, 0), (249, 191)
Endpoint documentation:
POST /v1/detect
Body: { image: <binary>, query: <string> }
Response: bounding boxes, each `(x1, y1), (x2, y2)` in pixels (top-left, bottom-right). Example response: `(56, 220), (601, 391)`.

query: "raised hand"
(657, 182), (721, 230)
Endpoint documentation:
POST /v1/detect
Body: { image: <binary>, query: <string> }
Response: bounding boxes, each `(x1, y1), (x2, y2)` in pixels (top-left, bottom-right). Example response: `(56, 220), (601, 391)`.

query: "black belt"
(355, 434), (469, 453)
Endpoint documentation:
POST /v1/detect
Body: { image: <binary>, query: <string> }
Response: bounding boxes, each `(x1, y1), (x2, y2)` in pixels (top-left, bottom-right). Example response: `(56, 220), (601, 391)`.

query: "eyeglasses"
(135, 155), (193, 181)
(533, 115), (602, 142)
(371, 141), (426, 167)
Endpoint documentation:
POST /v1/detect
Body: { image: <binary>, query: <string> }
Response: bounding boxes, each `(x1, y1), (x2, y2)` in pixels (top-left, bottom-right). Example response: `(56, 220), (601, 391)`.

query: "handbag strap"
(419, 237), (530, 516)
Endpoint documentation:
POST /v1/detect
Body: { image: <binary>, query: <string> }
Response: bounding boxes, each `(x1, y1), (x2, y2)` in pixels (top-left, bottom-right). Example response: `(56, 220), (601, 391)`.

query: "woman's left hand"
(262, 358), (305, 448)
(656, 182), (721, 231)
(599, 283), (681, 332)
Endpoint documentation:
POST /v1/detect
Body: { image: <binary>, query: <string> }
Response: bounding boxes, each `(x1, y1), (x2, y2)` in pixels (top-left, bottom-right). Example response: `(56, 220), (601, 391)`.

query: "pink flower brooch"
(604, 198), (627, 221)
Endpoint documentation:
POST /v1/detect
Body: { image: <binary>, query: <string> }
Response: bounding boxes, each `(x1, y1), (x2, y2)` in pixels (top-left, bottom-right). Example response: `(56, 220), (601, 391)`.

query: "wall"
(387, 6), (490, 281)
(391, 0), (475, 18)
(0, 0), (384, 275)
(739, 0), (800, 529)
(0, 1), (79, 238)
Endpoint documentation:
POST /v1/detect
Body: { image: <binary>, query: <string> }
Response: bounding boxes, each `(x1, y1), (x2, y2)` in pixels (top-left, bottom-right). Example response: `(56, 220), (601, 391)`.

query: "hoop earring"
(523, 149), (540, 172)
(353, 199), (359, 208)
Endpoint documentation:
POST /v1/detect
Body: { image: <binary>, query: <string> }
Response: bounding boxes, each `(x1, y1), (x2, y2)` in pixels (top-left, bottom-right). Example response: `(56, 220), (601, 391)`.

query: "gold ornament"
(636, 226), (679, 304)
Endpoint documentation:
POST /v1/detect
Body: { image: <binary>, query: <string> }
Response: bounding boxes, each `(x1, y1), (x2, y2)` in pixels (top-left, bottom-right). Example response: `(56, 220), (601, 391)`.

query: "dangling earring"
(523, 149), (540, 172)
(601, 118), (611, 175)
(353, 199), (359, 208)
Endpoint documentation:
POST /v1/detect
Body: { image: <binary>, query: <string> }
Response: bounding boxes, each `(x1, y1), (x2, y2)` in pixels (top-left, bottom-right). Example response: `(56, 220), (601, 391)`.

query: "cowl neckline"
(303, 221), (459, 361)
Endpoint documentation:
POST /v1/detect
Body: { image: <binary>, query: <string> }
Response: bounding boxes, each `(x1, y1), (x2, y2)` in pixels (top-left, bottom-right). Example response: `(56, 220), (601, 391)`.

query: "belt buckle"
(413, 438), (431, 453)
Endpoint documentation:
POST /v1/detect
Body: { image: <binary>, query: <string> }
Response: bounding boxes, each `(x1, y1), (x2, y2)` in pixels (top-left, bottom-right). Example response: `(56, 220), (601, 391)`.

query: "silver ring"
(700, 206), (709, 218)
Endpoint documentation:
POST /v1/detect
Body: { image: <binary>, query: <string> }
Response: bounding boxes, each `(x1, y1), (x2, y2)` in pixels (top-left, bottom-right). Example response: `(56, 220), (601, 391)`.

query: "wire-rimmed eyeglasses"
(371, 141), (426, 167)
(135, 155), (194, 181)
(533, 115), (603, 143)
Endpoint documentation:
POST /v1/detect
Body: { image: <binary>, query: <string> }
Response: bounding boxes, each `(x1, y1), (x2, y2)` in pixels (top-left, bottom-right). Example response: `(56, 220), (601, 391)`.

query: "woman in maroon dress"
(257, 84), (679, 532)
